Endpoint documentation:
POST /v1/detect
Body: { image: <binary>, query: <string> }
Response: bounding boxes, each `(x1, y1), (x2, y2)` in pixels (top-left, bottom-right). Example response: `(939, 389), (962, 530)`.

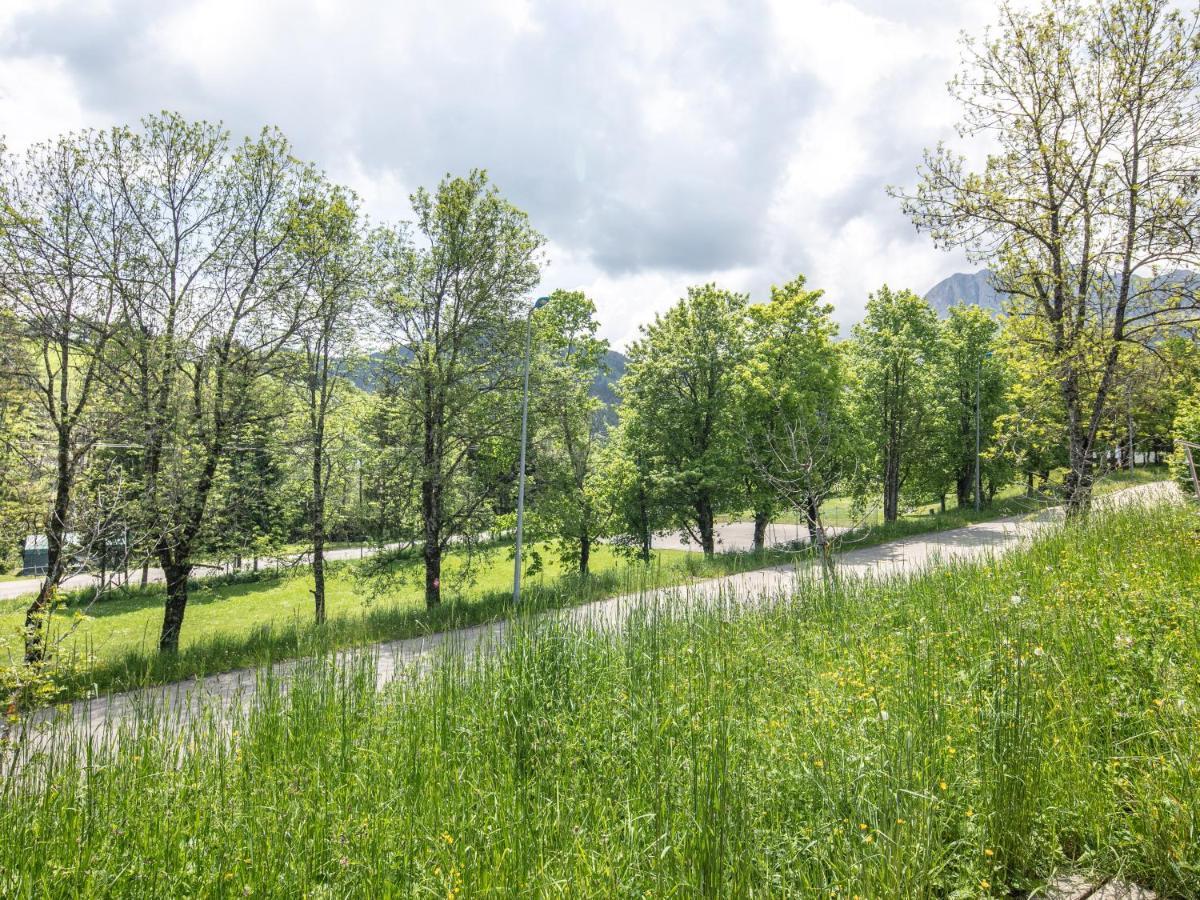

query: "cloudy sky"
(0, 0), (1007, 347)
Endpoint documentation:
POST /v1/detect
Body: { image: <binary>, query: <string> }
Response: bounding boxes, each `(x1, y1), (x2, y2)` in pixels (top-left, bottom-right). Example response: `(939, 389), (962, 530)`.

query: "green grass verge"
(1, 541), (794, 703)
(2, 498), (1196, 896)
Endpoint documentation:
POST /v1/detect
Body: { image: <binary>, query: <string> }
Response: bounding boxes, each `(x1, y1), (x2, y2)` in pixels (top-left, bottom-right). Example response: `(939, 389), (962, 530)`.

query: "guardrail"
(1181, 440), (1200, 501)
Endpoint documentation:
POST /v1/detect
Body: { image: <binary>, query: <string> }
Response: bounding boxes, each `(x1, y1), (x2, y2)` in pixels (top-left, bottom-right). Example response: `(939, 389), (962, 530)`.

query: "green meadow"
(3, 500), (1197, 897)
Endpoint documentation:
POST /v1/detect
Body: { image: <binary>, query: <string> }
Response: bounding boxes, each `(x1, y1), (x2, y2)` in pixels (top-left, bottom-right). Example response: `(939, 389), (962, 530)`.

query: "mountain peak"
(923, 270), (1003, 317)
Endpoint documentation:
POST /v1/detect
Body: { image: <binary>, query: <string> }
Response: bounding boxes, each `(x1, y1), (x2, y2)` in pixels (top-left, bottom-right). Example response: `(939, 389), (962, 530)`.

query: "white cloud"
(0, 0), (1012, 347)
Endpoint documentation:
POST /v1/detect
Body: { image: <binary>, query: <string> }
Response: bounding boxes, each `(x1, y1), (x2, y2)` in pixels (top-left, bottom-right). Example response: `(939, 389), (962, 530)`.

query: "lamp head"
(533, 295), (551, 310)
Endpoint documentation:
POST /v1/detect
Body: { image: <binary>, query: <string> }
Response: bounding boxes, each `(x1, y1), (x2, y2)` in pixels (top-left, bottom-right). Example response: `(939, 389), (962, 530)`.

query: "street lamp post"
(513, 295), (551, 605)
(975, 356), (982, 513)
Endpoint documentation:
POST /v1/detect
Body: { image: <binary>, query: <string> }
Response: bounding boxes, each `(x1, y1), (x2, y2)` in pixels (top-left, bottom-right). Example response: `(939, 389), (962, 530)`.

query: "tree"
(97, 115), (311, 652)
(993, 317), (1070, 495)
(595, 415), (668, 563)
(619, 284), (746, 556)
(1128, 334), (1200, 465)
(199, 414), (294, 572)
(899, 0), (1200, 514)
(291, 182), (370, 624)
(373, 171), (543, 607)
(929, 306), (1008, 509)
(848, 286), (940, 523)
(529, 289), (610, 574)
(0, 134), (119, 662)
(737, 275), (848, 555)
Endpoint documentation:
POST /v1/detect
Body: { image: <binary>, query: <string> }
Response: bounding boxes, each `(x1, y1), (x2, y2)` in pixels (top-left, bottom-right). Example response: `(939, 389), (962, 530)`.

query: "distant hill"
(923, 270), (1004, 317)
(346, 348), (629, 422)
(924, 268), (1199, 319)
(593, 349), (627, 426)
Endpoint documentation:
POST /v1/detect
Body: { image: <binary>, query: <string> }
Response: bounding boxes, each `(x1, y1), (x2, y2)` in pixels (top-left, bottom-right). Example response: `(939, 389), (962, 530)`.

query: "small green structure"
(21, 534), (49, 576)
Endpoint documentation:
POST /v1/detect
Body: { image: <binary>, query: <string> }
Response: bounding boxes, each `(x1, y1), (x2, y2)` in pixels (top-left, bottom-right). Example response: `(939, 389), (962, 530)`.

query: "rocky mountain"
(590, 349), (627, 427)
(923, 270), (1004, 317)
(924, 268), (1199, 319)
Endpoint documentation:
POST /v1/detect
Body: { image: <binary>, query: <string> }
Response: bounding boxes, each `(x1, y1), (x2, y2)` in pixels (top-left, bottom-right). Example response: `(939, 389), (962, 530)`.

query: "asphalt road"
(0, 543), (398, 602)
(0, 515), (829, 603)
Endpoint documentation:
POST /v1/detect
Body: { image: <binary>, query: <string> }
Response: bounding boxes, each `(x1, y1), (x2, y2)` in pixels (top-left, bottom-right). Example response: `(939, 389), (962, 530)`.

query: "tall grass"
(2, 500), (1197, 897)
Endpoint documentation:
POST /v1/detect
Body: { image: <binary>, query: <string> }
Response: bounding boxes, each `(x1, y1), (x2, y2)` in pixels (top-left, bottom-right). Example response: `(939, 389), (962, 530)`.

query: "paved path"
(2, 512), (836, 603)
(2, 513), (811, 603)
(0, 543), (401, 602)
(9, 482), (1176, 758)
(650, 519), (847, 553)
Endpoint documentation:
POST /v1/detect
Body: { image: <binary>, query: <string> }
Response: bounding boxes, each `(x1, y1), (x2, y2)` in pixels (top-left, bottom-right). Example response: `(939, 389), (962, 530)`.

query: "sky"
(0, 0), (1008, 348)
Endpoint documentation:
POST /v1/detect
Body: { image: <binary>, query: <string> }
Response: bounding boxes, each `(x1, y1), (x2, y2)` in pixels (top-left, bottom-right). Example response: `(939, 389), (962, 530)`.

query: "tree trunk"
(311, 436), (327, 626)
(579, 528), (590, 576)
(158, 563), (192, 653)
(312, 529), (326, 626)
(423, 539), (441, 608)
(883, 448), (900, 523)
(752, 509), (769, 553)
(804, 495), (820, 544)
(695, 497), (715, 558)
(637, 481), (652, 563)
(955, 470), (972, 509)
(24, 435), (72, 664)
(1062, 367), (1095, 516)
(421, 466), (441, 607)
(421, 376), (443, 606)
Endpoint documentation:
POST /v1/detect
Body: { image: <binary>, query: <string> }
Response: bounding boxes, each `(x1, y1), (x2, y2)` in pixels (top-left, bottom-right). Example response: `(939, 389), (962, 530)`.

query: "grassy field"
(2, 499), (1196, 896)
(0, 541), (793, 701)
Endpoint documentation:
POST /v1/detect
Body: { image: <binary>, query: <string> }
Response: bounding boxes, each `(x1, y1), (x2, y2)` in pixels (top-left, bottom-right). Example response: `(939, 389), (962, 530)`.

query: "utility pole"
(974, 355), (982, 513)
(1126, 380), (1136, 471)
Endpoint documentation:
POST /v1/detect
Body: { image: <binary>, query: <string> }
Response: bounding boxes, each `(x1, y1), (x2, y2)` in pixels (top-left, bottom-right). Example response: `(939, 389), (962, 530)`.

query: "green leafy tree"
(928, 306), (1009, 509)
(0, 133), (120, 662)
(618, 284), (746, 556)
(199, 415), (295, 572)
(529, 289), (610, 574)
(1127, 335), (1200, 466)
(993, 317), (1070, 495)
(372, 171), (543, 607)
(594, 415), (669, 563)
(291, 181), (371, 624)
(737, 274), (848, 553)
(97, 115), (312, 652)
(0, 312), (43, 574)
(899, 0), (1200, 514)
(848, 286), (940, 523)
